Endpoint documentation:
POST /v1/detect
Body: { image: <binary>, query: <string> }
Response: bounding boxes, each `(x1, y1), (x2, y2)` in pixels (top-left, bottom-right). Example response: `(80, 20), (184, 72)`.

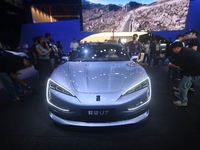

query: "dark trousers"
(148, 54), (156, 66)
(143, 53), (149, 63)
(38, 59), (53, 86)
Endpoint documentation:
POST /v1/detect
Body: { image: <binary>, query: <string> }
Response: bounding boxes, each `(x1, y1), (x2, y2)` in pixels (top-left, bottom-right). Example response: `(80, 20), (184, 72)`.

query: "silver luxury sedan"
(46, 42), (151, 127)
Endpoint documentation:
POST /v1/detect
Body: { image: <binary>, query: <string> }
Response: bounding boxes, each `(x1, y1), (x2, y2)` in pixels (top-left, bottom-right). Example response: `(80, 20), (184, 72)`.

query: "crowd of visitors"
(0, 32), (66, 103)
(0, 29), (199, 106)
(165, 28), (200, 107)
(125, 34), (162, 66)
(124, 29), (200, 107)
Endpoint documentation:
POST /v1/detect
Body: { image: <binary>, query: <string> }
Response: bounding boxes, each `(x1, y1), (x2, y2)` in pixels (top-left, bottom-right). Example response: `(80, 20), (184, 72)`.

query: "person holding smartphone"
(35, 35), (53, 87)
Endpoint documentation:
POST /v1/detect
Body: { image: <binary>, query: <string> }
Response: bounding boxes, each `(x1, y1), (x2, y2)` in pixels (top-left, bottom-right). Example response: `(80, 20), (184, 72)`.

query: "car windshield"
(69, 43), (130, 61)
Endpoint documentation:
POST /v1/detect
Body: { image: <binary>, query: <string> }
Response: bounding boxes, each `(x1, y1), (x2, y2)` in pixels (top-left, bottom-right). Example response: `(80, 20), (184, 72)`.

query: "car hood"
(51, 61), (147, 93)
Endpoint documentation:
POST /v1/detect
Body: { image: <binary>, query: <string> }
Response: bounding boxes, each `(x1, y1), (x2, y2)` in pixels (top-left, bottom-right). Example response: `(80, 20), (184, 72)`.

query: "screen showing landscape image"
(81, 0), (190, 32)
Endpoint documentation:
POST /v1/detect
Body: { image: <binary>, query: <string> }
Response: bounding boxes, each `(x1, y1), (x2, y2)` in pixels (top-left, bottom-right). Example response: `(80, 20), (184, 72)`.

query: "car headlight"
(122, 77), (151, 96)
(47, 78), (74, 97)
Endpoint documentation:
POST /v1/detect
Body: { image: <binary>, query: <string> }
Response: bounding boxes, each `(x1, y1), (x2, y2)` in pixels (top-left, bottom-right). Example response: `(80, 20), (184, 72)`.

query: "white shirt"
(144, 43), (150, 54)
(156, 44), (160, 51)
(70, 42), (79, 51)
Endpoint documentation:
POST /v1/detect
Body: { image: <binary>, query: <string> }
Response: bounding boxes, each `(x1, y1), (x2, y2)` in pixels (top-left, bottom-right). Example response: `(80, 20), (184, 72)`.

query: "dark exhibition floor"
(0, 64), (200, 150)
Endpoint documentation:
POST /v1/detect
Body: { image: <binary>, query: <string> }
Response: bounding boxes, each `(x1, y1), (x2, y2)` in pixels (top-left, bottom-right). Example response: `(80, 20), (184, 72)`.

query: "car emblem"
(96, 95), (100, 101)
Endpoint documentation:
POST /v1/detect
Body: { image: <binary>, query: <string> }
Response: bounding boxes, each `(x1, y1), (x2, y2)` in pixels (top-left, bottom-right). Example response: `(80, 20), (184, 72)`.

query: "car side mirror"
(62, 56), (69, 62)
(130, 56), (138, 62)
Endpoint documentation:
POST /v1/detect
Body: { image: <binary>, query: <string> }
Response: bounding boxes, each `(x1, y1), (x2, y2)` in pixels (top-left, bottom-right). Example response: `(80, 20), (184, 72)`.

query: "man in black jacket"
(170, 41), (200, 106)
(0, 54), (32, 102)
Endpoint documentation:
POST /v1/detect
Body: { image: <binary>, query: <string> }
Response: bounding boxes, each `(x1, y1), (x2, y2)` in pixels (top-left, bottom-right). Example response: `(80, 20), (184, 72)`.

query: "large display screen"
(81, 0), (190, 32)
